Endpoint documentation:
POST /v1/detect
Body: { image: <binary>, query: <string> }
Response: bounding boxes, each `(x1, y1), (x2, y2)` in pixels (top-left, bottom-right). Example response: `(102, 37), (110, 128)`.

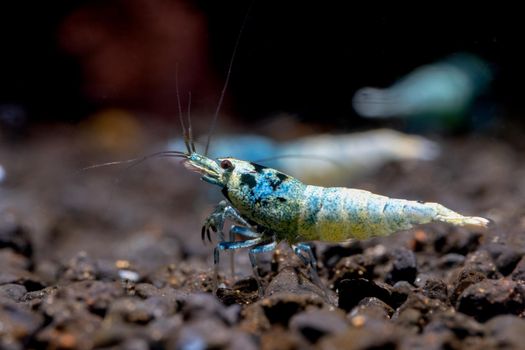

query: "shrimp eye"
(220, 159), (234, 170)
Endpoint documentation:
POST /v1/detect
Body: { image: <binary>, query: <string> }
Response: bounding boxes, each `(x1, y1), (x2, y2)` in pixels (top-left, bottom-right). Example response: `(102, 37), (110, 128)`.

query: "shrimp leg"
(202, 200), (251, 242)
(227, 225), (262, 278)
(204, 201), (254, 278)
(292, 243), (327, 296)
(249, 240), (278, 296)
(214, 237), (264, 290)
(230, 225), (262, 238)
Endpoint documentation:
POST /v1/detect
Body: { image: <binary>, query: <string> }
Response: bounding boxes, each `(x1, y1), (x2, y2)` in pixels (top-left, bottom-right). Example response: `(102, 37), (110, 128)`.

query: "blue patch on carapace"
(248, 171), (295, 205)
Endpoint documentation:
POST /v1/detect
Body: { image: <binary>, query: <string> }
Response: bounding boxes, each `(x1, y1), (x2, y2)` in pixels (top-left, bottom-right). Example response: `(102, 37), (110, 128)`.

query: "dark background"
(0, 1), (521, 130)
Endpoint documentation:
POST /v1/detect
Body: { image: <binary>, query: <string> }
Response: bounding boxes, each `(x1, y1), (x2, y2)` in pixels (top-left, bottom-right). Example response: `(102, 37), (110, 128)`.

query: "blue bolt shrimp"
(101, 143), (489, 294)
(180, 149), (489, 294)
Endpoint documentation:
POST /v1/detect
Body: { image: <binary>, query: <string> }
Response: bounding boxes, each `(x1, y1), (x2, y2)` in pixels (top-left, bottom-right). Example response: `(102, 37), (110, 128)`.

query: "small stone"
(148, 262), (209, 291)
(60, 252), (97, 282)
(484, 315), (525, 349)
(182, 291), (245, 326)
(259, 327), (304, 350)
(147, 315), (183, 342)
(449, 268), (487, 304)
(181, 292), (226, 322)
(241, 293), (324, 332)
(41, 280), (123, 320)
(400, 331), (461, 350)
(265, 266), (330, 302)
(393, 307), (422, 333)
(510, 256), (525, 282)
(338, 278), (392, 312)
(289, 308), (348, 343)
(108, 297), (155, 324)
(144, 296), (176, 319)
(170, 318), (231, 349)
(118, 269), (140, 282)
(318, 318), (398, 350)
(386, 247), (417, 285)
(437, 253), (466, 269)
(330, 254), (375, 288)
(216, 277), (259, 306)
(433, 229), (481, 255)
(222, 304), (242, 326)
(483, 243), (523, 276)
(262, 297), (316, 327)
(20, 286), (56, 309)
(134, 283), (161, 298)
(420, 277), (448, 302)
(449, 250), (503, 305)
(228, 331), (258, 350)
(456, 278), (525, 322)
(0, 267), (45, 292)
(464, 250), (501, 279)
(424, 311), (484, 339)
(391, 281), (413, 308)
(0, 284), (27, 301)
(135, 284), (186, 314)
(350, 297), (394, 320)
(91, 320), (148, 348)
(321, 241), (363, 270)
(392, 293), (450, 332)
(0, 300), (44, 342)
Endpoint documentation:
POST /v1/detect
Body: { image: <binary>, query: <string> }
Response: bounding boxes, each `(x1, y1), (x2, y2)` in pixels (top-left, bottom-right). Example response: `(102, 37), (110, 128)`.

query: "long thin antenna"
(176, 64), (192, 154)
(204, 1), (255, 156)
(117, 152), (186, 179)
(187, 91), (196, 153)
(81, 151), (187, 172)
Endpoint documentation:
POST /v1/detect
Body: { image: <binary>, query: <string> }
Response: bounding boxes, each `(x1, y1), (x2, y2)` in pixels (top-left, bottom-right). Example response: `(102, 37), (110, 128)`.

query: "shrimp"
(87, 141), (490, 295)
(86, 8), (489, 296)
(182, 151), (490, 294)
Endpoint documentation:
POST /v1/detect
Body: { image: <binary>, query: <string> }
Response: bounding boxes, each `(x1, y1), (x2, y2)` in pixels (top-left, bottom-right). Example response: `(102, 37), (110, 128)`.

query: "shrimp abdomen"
(297, 186), (489, 242)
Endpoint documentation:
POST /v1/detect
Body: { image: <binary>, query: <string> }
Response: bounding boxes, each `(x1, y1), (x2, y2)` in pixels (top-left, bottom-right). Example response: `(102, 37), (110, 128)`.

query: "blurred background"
(0, 0), (524, 274)
(0, 1), (522, 132)
(4, 3), (525, 348)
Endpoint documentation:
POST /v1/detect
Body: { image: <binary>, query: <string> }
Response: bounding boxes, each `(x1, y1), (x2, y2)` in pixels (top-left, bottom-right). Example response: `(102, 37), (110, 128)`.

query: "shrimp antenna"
(176, 64), (192, 154)
(81, 150), (188, 190)
(81, 150), (187, 172)
(116, 151), (187, 180)
(187, 91), (196, 153)
(204, 1), (255, 156)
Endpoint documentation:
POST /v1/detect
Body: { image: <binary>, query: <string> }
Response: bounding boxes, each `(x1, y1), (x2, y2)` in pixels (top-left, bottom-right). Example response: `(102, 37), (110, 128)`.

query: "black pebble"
(456, 278), (525, 322)
(386, 247), (417, 285)
(338, 278), (393, 312)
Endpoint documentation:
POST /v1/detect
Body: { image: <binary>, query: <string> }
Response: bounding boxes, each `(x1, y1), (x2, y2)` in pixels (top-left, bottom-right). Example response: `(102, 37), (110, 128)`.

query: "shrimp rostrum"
(184, 151), (490, 293)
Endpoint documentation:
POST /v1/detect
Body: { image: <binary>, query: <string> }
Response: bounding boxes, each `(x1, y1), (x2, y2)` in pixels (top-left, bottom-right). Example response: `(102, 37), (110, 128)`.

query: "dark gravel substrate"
(1, 127), (524, 349)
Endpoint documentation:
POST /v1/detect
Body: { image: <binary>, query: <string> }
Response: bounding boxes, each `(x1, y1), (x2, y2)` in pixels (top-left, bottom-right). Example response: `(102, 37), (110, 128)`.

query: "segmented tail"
(436, 213), (490, 230)
(423, 202), (490, 230)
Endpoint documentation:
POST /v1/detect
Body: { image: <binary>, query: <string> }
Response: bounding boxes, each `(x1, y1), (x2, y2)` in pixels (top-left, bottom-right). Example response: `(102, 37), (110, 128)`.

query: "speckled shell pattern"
(222, 159), (441, 244)
(296, 187), (439, 242)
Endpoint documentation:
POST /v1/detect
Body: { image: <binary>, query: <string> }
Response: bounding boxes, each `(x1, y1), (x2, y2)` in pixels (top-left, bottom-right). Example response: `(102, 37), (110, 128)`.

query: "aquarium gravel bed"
(1, 129), (524, 350)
